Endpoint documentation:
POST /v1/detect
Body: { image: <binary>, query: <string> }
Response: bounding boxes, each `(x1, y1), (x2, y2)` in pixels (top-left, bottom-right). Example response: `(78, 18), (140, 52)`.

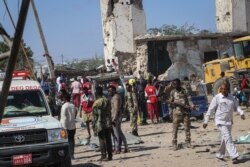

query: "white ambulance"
(0, 71), (71, 167)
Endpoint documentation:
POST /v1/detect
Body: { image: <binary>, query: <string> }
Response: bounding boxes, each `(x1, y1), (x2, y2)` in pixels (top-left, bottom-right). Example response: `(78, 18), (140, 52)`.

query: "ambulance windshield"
(3, 90), (49, 118)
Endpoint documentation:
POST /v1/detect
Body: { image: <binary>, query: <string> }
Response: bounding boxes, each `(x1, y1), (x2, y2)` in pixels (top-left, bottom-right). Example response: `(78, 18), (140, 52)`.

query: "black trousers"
(98, 129), (113, 159)
(139, 100), (147, 123)
(67, 129), (76, 157)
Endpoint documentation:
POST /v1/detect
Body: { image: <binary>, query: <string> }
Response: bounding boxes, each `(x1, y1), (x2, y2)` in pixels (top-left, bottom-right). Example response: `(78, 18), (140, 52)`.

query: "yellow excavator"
(203, 36), (250, 94)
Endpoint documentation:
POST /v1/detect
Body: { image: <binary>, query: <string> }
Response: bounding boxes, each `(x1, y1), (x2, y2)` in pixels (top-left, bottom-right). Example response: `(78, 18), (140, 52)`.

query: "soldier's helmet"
(145, 73), (154, 81)
(128, 78), (136, 85)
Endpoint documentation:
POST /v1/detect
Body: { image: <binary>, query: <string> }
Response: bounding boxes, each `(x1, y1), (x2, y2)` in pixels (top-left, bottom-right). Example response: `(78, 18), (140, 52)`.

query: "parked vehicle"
(203, 36), (250, 94)
(0, 72), (71, 167)
(88, 72), (129, 120)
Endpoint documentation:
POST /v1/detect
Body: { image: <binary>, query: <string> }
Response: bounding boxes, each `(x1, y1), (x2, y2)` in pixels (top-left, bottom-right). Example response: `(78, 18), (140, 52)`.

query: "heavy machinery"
(203, 36), (250, 94)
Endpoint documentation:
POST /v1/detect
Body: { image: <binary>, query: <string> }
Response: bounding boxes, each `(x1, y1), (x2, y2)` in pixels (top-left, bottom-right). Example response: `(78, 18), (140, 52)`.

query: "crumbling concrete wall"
(135, 36), (235, 81)
(117, 52), (136, 74)
(216, 0), (233, 32)
(216, 0), (250, 33)
(100, 0), (146, 73)
(160, 40), (209, 80)
(136, 41), (148, 74)
(210, 37), (232, 53)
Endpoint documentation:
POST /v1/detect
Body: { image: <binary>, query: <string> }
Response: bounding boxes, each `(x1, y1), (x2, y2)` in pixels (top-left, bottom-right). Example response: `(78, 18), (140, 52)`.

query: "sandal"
(113, 150), (120, 154)
(232, 158), (239, 164)
(123, 149), (129, 153)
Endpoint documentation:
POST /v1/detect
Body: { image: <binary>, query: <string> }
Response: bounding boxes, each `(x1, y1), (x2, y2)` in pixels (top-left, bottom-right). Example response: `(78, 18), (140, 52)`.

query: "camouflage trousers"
(129, 108), (138, 133)
(172, 112), (191, 145)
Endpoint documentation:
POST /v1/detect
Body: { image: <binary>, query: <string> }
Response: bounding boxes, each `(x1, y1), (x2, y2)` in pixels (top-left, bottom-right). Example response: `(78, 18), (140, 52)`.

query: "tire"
(61, 155), (72, 167)
(212, 78), (224, 95)
(212, 76), (238, 95)
(196, 114), (204, 120)
(53, 155), (71, 167)
(228, 76), (239, 94)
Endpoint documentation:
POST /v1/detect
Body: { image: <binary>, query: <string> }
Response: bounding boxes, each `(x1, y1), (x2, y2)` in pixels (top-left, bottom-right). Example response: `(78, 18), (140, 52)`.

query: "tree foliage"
(59, 55), (105, 71)
(147, 23), (213, 35)
(0, 40), (33, 71)
(74, 57), (104, 70)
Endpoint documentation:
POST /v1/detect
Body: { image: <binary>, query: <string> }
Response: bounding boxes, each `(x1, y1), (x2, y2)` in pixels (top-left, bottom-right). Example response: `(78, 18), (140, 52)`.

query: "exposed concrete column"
(216, 0), (250, 33)
(100, 0), (146, 73)
(135, 42), (148, 76)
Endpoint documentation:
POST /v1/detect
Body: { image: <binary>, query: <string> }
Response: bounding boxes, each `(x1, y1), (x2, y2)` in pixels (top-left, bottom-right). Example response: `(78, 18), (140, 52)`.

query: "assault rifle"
(166, 100), (196, 114)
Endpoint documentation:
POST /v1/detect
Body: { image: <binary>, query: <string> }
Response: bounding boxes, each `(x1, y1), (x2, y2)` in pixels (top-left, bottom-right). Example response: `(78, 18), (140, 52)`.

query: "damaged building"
(134, 33), (249, 80)
(100, 0), (250, 80)
(216, 0), (250, 33)
(100, 0), (146, 72)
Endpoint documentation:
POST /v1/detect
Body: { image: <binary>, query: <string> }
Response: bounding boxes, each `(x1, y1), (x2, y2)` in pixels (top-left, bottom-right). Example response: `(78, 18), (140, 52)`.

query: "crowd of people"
(37, 71), (247, 164)
(40, 72), (187, 157)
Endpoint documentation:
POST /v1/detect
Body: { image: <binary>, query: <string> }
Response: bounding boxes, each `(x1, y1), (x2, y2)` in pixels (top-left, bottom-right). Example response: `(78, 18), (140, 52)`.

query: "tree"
(147, 23), (212, 35)
(0, 40), (34, 71)
(73, 56), (105, 71)
(0, 42), (10, 71)
(57, 55), (105, 72)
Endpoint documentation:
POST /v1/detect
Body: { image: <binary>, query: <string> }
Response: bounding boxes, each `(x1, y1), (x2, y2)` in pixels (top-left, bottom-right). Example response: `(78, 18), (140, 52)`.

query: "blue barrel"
(191, 95), (208, 117)
(161, 103), (169, 117)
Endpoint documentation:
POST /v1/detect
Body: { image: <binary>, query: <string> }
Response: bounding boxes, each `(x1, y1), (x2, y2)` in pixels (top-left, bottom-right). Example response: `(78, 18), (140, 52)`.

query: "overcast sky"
(0, 0), (216, 64)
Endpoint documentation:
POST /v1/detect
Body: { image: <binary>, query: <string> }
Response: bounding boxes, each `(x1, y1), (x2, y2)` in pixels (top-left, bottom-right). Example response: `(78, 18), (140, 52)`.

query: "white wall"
(216, 0), (233, 32)
(100, 0), (146, 71)
(232, 0), (247, 32)
(246, 0), (250, 32)
(216, 0), (250, 33)
(112, 1), (134, 54)
(131, 5), (147, 51)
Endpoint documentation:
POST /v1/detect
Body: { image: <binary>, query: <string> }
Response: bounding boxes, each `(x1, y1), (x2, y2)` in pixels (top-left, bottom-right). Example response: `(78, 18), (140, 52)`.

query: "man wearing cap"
(92, 86), (113, 161)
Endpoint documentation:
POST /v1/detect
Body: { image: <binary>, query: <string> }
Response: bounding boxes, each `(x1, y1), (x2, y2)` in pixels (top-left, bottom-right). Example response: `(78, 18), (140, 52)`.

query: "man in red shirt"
(240, 74), (250, 106)
(145, 77), (159, 124)
(82, 78), (92, 94)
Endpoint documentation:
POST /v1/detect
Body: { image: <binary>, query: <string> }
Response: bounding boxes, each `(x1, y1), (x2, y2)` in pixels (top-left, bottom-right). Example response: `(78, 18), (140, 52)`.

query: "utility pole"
(30, 0), (55, 79)
(0, 0), (31, 122)
(61, 54), (64, 66)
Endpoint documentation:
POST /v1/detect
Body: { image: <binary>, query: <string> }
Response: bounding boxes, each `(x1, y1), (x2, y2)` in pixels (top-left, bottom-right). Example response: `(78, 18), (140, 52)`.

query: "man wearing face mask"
(203, 83), (245, 164)
(169, 78), (195, 151)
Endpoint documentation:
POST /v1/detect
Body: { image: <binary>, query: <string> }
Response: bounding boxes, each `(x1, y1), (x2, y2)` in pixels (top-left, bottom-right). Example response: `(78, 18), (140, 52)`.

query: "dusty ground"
(72, 110), (250, 167)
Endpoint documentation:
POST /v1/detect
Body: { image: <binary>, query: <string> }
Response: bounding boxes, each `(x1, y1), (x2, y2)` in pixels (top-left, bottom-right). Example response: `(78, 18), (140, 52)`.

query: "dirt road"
(72, 111), (250, 167)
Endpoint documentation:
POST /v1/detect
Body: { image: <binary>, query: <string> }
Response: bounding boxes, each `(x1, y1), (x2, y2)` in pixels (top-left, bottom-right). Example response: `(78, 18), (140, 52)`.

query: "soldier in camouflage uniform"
(182, 77), (192, 94)
(169, 78), (195, 150)
(125, 84), (139, 136)
(163, 81), (175, 120)
(92, 86), (113, 161)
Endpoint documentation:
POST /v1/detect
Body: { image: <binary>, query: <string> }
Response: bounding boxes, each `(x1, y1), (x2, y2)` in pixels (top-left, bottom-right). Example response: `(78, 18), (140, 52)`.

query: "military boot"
(186, 142), (194, 149)
(132, 130), (139, 137)
(172, 144), (178, 151)
(172, 141), (178, 151)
